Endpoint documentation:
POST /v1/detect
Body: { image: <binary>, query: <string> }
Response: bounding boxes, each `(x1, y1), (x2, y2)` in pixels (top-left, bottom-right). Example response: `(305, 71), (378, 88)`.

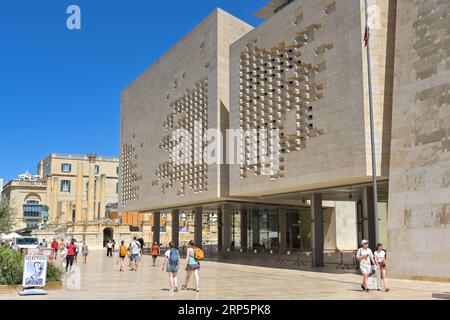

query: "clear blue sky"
(0, 0), (265, 182)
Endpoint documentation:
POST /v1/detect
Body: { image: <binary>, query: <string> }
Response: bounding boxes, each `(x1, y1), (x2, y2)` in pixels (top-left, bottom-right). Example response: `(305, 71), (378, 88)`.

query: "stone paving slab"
(1, 251), (449, 300)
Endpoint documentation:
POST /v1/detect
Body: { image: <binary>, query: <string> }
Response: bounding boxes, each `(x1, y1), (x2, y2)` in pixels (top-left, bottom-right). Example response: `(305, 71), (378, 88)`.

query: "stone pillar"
(87, 155), (96, 221)
(311, 193), (324, 267)
(221, 205), (231, 251)
(38, 161), (43, 178)
(75, 162), (83, 222)
(52, 177), (59, 224)
(217, 208), (222, 252)
(362, 186), (378, 251)
(251, 210), (259, 248)
(94, 176), (101, 220)
(99, 174), (106, 219)
(335, 201), (358, 251)
(171, 209), (180, 248)
(240, 209), (248, 250)
(194, 207), (203, 249)
(45, 176), (52, 216)
(278, 208), (287, 252)
(153, 211), (160, 245)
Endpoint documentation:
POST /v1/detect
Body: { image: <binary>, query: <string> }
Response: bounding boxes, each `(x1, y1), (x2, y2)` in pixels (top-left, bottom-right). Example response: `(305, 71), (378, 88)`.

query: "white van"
(11, 236), (39, 252)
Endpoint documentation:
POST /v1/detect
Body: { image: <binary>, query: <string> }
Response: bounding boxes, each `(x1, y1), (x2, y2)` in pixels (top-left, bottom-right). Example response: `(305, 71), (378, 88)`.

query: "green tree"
(0, 197), (14, 233)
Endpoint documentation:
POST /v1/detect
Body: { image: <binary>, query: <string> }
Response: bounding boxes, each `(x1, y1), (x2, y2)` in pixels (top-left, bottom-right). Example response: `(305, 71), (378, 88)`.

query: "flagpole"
(365, 0), (379, 246)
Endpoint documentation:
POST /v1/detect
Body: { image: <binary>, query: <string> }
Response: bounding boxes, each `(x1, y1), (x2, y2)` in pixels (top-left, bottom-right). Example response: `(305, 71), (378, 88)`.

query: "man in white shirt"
(356, 239), (376, 292)
(130, 237), (141, 271)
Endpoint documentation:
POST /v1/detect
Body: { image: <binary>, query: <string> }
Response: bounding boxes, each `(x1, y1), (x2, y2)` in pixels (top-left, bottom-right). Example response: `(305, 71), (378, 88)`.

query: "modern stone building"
(388, 0), (450, 281)
(121, 0), (450, 281)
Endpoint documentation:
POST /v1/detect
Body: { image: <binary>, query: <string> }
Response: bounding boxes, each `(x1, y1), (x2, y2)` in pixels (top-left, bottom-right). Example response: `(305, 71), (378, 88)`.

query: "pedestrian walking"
(356, 239), (376, 292)
(374, 243), (390, 292)
(51, 239), (59, 261)
(112, 239), (116, 253)
(74, 240), (80, 263)
(118, 240), (128, 271)
(162, 241), (179, 292)
(182, 240), (203, 292)
(82, 241), (89, 264)
(106, 240), (113, 257)
(151, 241), (160, 266)
(130, 237), (141, 271)
(66, 241), (76, 272)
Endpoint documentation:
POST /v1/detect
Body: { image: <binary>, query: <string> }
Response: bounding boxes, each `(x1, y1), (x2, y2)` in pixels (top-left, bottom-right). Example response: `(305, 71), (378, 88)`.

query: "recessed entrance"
(103, 227), (113, 247)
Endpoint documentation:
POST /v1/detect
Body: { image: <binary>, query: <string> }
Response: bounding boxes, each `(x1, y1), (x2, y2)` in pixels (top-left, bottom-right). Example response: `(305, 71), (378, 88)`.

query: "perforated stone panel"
(152, 79), (209, 196)
(120, 144), (141, 205)
(238, 30), (325, 179)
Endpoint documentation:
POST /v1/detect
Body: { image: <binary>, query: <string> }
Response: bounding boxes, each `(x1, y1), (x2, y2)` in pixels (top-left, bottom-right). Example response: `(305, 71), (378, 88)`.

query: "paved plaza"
(1, 251), (449, 300)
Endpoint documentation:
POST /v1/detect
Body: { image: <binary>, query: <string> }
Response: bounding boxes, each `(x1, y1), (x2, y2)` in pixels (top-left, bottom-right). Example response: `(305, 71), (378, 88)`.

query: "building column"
(75, 162), (83, 222)
(45, 176), (52, 218)
(240, 209), (248, 250)
(38, 161), (43, 177)
(153, 211), (160, 245)
(171, 209), (180, 248)
(217, 208), (222, 252)
(362, 186), (378, 251)
(311, 193), (324, 267)
(335, 201), (358, 251)
(251, 210), (259, 249)
(194, 207), (203, 249)
(87, 154), (96, 221)
(51, 177), (59, 224)
(221, 205), (231, 252)
(94, 176), (101, 220)
(99, 174), (106, 219)
(279, 208), (287, 252)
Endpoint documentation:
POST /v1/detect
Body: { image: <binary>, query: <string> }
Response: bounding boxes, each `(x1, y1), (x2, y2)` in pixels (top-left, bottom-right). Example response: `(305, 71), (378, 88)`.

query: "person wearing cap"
(356, 239), (376, 292)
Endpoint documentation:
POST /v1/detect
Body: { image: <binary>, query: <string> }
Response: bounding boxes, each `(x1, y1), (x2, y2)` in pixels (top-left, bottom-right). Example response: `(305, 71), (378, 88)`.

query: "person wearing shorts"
(374, 243), (390, 292)
(162, 241), (179, 292)
(51, 239), (59, 261)
(182, 240), (200, 292)
(356, 239), (376, 292)
(130, 237), (141, 271)
(151, 241), (160, 266)
(82, 242), (89, 264)
(118, 240), (127, 272)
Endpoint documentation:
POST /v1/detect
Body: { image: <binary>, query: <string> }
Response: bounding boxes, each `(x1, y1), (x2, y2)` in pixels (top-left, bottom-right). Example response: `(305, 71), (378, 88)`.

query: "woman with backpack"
(162, 241), (179, 292)
(118, 240), (128, 272)
(182, 240), (202, 292)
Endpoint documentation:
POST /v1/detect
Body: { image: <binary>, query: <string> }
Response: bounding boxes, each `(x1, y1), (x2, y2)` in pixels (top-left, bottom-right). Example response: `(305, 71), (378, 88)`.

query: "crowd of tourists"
(40, 236), (387, 293)
(45, 238), (89, 272)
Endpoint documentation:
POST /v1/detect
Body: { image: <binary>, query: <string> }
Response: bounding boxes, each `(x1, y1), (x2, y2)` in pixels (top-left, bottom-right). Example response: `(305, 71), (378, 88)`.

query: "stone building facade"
(120, 0), (450, 281)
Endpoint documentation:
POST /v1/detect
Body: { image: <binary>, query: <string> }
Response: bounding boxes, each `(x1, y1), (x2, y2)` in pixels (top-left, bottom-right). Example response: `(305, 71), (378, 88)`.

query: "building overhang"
(254, 0), (295, 19)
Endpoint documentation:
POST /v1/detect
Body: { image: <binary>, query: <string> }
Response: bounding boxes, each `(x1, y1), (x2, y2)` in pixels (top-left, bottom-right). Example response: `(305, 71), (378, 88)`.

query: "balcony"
(23, 204), (44, 218)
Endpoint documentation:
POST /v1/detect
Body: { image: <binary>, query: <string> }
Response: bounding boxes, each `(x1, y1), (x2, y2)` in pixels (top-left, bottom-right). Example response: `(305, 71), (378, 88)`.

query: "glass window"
(61, 180), (71, 192)
(43, 164), (51, 175)
(95, 165), (100, 174)
(61, 163), (71, 173)
(116, 182), (119, 194)
(116, 166), (119, 175)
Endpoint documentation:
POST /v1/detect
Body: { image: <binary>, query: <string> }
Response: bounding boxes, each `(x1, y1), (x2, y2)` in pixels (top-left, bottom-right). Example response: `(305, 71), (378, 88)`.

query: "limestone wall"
(229, 0), (396, 197)
(120, 9), (252, 212)
(388, 0), (450, 281)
